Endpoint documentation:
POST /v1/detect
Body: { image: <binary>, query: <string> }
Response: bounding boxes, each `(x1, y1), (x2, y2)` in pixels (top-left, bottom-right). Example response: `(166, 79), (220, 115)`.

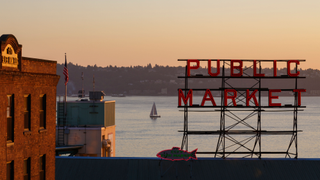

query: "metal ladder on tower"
(57, 97), (66, 146)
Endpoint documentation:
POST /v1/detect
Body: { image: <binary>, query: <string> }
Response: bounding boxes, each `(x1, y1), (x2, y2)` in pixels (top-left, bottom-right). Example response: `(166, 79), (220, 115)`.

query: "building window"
(40, 94), (46, 129)
(39, 155), (46, 180)
(24, 95), (31, 131)
(7, 161), (14, 180)
(7, 95), (14, 142)
(24, 158), (30, 180)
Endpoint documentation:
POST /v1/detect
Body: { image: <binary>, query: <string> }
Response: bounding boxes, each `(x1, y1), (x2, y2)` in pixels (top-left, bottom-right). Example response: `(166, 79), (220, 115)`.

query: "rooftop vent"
(89, 91), (106, 101)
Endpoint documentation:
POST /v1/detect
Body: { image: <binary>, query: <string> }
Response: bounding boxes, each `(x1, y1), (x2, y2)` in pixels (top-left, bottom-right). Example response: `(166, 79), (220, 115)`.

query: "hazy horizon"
(1, 0), (319, 69)
(59, 60), (320, 71)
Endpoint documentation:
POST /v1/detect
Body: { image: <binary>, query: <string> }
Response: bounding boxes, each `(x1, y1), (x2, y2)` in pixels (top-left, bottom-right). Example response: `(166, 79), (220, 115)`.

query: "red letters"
(287, 60), (300, 77)
(268, 89), (281, 106)
(201, 89), (216, 106)
(246, 89), (259, 106)
(178, 88), (305, 107)
(184, 59), (303, 77)
(179, 89), (193, 106)
(293, 89), (306, 106)
(224, 89), (237, 106)
(208, 60), (220, 77)
(253, 60), (265, 77)
(230, 60), (243, 77)
(187, 60), (200, 77)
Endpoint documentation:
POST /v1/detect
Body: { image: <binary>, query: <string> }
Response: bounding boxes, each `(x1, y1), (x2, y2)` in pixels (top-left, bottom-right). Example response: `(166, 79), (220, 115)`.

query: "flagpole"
(93, 75), (95, 92)
(64, 53), (67, 117)
(65, 83), (67, 115)
(81, 72), (84, 98)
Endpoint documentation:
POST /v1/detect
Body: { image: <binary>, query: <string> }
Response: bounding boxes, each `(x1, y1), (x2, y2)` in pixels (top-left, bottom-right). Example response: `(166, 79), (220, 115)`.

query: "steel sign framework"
(178, 59), (306, 158)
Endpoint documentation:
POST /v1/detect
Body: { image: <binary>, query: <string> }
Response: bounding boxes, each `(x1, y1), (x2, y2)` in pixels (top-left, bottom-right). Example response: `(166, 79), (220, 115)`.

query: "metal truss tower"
(178, 59), (306, 158)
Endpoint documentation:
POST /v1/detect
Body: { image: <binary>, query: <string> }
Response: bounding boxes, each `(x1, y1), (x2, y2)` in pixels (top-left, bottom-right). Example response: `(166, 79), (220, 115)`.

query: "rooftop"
(56, 157), (320, 180)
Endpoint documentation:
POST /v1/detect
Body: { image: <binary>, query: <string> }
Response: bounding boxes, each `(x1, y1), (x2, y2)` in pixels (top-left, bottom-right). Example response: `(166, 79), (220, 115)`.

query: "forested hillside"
(56, 63), (320, 96)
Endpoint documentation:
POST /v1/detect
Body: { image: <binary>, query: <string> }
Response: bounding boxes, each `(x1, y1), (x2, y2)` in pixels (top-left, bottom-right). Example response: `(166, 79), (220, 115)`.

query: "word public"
(187, 59), (301, 77)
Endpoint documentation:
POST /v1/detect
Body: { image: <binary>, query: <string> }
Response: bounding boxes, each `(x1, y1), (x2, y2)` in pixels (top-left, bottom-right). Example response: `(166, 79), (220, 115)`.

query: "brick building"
(0, 34), (59, 179)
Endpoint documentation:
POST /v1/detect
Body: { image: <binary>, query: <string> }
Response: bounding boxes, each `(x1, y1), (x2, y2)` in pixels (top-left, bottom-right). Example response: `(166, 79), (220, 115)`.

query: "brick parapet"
(21, 57), (57, 75)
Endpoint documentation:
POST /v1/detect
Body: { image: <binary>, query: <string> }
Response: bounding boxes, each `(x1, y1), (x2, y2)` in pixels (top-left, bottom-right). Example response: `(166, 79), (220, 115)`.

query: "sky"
(1, 0), (319, 69)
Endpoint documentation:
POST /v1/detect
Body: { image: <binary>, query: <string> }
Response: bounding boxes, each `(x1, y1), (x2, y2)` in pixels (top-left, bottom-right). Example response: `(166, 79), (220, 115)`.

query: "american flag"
(63, 53), (69, 85)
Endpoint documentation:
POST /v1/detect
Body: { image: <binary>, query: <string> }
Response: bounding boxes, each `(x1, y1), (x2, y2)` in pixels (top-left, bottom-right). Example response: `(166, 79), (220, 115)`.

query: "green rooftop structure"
(57, 100), (115, 127)
(57, 91), (115, 127)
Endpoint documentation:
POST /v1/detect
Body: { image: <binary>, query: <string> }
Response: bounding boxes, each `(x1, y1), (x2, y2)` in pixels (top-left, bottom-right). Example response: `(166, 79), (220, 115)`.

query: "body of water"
(113, 96), (320, 158)
(62, 96), (320, 158)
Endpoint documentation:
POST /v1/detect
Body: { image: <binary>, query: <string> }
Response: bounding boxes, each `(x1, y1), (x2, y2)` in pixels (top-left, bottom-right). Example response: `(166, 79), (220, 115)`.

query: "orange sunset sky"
(1, 0), (319, 69)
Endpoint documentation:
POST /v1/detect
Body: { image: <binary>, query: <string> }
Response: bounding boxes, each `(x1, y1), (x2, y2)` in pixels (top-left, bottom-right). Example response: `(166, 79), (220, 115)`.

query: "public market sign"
(178, 59), (306, 107)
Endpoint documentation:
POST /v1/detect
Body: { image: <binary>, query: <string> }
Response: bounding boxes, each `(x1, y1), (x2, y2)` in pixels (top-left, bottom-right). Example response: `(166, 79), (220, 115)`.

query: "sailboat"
(150, 102), (161, 118)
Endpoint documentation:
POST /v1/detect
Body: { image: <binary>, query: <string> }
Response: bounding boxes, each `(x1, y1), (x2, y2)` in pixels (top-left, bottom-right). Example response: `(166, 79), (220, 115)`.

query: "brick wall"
(0, 66), (59, 179)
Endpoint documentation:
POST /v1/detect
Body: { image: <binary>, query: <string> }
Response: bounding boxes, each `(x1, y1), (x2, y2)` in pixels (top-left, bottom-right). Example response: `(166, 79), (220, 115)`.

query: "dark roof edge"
(56, 156), (320, 161)
(55, 145), (84, 151)
(0, 34), (19, 44)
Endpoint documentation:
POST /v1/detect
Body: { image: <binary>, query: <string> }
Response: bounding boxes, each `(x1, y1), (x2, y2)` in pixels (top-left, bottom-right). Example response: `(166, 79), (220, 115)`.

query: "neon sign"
(178, 59), (306, 107)
(157, 147), (197, 161)
(186, 59), (301, 77)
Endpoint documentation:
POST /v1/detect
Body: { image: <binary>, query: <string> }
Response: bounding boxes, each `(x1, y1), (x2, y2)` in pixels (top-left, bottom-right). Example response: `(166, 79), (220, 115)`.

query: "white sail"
(150, 102), (160, 118)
